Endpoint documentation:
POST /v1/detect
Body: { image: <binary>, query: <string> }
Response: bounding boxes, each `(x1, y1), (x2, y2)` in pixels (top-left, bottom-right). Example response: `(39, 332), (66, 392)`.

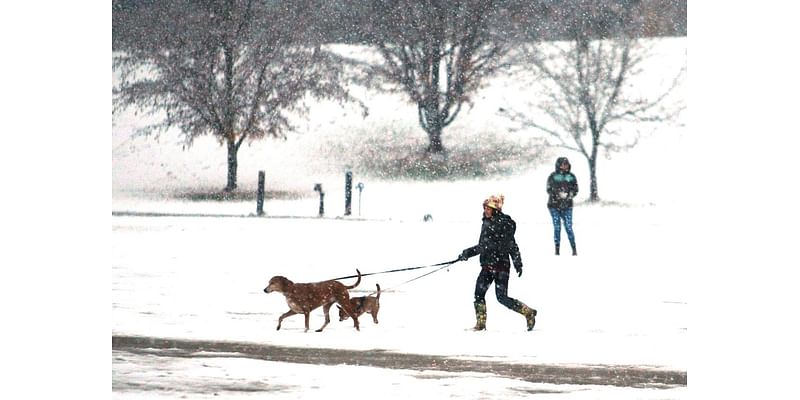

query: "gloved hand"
(514, 264), (523, 277)
(558, 191), (568, 199)
(458, 251), (469, 262)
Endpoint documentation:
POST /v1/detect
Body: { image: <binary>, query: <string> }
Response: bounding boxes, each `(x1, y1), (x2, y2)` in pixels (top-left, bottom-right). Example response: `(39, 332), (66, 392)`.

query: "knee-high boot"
(516, 303), (537, 331)
(472, 302), (487, 331)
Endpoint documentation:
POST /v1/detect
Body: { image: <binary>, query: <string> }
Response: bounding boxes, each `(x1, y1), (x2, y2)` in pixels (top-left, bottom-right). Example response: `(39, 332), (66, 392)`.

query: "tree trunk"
(588, 126), (600, 202)
(427, 126), (444, 153)
(225, 139), (238, 192)
(588, 157), (599, 202)
(427, 5), (444, 155)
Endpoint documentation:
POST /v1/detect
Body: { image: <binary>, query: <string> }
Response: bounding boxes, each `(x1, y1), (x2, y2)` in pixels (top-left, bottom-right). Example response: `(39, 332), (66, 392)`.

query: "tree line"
(113, 0), (685, 200)
(113, 0), (686, 48)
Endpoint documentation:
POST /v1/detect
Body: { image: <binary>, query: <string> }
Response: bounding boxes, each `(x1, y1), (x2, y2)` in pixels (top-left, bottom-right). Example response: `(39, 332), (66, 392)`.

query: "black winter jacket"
(547, 157), (579, 209)
(462, 211), (522, 271)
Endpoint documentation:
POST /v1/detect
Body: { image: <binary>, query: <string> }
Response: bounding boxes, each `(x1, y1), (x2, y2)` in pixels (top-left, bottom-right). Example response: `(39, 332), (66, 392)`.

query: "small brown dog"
(338, 283), (381, 324)
(263, 270), (361, 332)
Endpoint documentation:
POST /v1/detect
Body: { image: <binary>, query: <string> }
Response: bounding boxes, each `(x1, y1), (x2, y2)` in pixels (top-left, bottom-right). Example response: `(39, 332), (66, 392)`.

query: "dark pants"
(474, 267), (523, 311)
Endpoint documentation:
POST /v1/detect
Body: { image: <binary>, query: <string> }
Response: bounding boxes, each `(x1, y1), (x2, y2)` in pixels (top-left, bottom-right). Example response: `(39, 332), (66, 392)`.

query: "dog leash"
(330, 258), (460, 281)
(389, 261), (455, 287)
(354, 260), (458, 296)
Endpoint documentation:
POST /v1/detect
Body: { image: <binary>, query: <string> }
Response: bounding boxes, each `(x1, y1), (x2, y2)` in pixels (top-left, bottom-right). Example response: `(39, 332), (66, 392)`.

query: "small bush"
(313, 125), (547, 180)
(173, 189), (309, 202)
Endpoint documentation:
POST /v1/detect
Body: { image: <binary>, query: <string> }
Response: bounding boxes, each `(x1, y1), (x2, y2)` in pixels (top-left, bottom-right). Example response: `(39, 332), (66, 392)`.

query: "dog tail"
(344, 269), (361, 289)
(375, 283), (380, 300)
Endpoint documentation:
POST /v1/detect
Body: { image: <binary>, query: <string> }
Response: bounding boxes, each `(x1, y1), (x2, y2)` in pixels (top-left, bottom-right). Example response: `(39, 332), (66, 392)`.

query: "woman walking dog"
(457, 194), (537, 331)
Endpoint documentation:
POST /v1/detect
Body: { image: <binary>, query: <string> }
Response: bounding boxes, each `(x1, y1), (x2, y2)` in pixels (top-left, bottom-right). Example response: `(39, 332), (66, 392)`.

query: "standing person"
(457, 194), (537, 331)
(547, 157), (579, 256)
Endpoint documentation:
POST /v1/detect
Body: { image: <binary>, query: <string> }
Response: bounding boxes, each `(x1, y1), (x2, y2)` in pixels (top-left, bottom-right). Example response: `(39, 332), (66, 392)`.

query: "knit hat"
(483, 194), (504, 210)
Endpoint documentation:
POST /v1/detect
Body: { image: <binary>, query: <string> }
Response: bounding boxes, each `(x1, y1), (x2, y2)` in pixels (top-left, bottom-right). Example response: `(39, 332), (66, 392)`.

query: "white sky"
(5, 2), (800, 399)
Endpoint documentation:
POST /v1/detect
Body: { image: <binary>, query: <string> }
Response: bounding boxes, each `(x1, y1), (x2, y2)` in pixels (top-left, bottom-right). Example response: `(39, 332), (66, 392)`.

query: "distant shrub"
(313, 125), (547, 180)
(173, 189), (309, 202)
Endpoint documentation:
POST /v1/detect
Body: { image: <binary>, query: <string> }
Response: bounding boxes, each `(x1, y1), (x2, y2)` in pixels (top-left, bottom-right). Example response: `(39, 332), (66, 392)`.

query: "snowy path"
(113, 334), (686, 388)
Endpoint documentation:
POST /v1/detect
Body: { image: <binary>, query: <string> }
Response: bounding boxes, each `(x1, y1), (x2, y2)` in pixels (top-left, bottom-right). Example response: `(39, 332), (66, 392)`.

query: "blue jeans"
(549, 207), (575, 246)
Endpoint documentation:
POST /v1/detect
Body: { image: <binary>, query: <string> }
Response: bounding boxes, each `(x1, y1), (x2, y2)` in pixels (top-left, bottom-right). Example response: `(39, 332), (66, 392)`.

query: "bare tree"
(113, 0), (358, 192)
(362, 0), (508, 154)
(500, 2), (684, 202)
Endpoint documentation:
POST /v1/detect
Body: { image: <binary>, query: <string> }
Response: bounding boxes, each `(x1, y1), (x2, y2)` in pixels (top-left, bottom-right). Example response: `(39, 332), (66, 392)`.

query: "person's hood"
(555, 157), (571, 172)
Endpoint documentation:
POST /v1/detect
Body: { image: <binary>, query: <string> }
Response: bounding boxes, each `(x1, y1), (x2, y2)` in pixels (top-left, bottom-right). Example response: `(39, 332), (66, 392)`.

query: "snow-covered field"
(110, 206), (689, 399)
(17, 4), (800, 398)
(106, 36), (694, 399)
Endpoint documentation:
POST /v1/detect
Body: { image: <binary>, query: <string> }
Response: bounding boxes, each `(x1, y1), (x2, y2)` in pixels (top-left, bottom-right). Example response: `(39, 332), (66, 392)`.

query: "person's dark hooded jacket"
(547, 157), (579, 209)
(461, 210), (522, 271)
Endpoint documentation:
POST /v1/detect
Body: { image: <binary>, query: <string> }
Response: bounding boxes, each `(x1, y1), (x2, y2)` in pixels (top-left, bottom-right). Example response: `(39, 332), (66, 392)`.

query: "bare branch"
(113, 0), (359, 190)
(362, 0), (507, 153)
(500, 29), (684, 201)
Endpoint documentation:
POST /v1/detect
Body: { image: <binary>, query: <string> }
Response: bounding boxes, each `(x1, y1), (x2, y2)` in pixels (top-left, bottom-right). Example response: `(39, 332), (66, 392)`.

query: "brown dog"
(263, 270), (361, 332)
(338, 283), (381, 324)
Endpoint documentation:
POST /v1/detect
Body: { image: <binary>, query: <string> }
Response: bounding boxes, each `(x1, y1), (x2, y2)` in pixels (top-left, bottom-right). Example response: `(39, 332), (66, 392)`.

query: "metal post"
(356, 182), (364, 217)
(344, 170), (353, 216)
(256, 170), (265, 216)
(314, 183), (325, 217)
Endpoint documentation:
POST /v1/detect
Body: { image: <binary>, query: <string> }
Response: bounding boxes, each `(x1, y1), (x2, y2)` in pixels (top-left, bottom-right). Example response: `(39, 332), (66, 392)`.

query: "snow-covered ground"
(18, 5), (800, 399)
(106, 36), (693, 399)
(110, 206), (689, 399)
(112, 198), (688, 365)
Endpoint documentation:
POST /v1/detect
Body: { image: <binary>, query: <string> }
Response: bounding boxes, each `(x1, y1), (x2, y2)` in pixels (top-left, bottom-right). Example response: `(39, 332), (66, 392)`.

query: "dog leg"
(352, 312), (360, 331)
(371, 310), (379, 324)
(335, 293), (360, 331)
(343, 303), (360, 331)
(303, 312), (311, 332)
(316, 303), (333, 332)
(277, 310), (297, 331)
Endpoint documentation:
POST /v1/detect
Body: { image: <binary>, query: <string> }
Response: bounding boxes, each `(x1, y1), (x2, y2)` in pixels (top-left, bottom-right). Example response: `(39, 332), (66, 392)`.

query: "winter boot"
(472, 302), (487, 331)
(519, 304), (537, 331)
(570, 242), (577, 256)
(555, 244), (560, 256)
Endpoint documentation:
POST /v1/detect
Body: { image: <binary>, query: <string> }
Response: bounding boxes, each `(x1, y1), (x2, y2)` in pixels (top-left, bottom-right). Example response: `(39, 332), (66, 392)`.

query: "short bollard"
(256, 170), (265, 216)
(344, 170), (353, 216)
(313, 183), (325, 217)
